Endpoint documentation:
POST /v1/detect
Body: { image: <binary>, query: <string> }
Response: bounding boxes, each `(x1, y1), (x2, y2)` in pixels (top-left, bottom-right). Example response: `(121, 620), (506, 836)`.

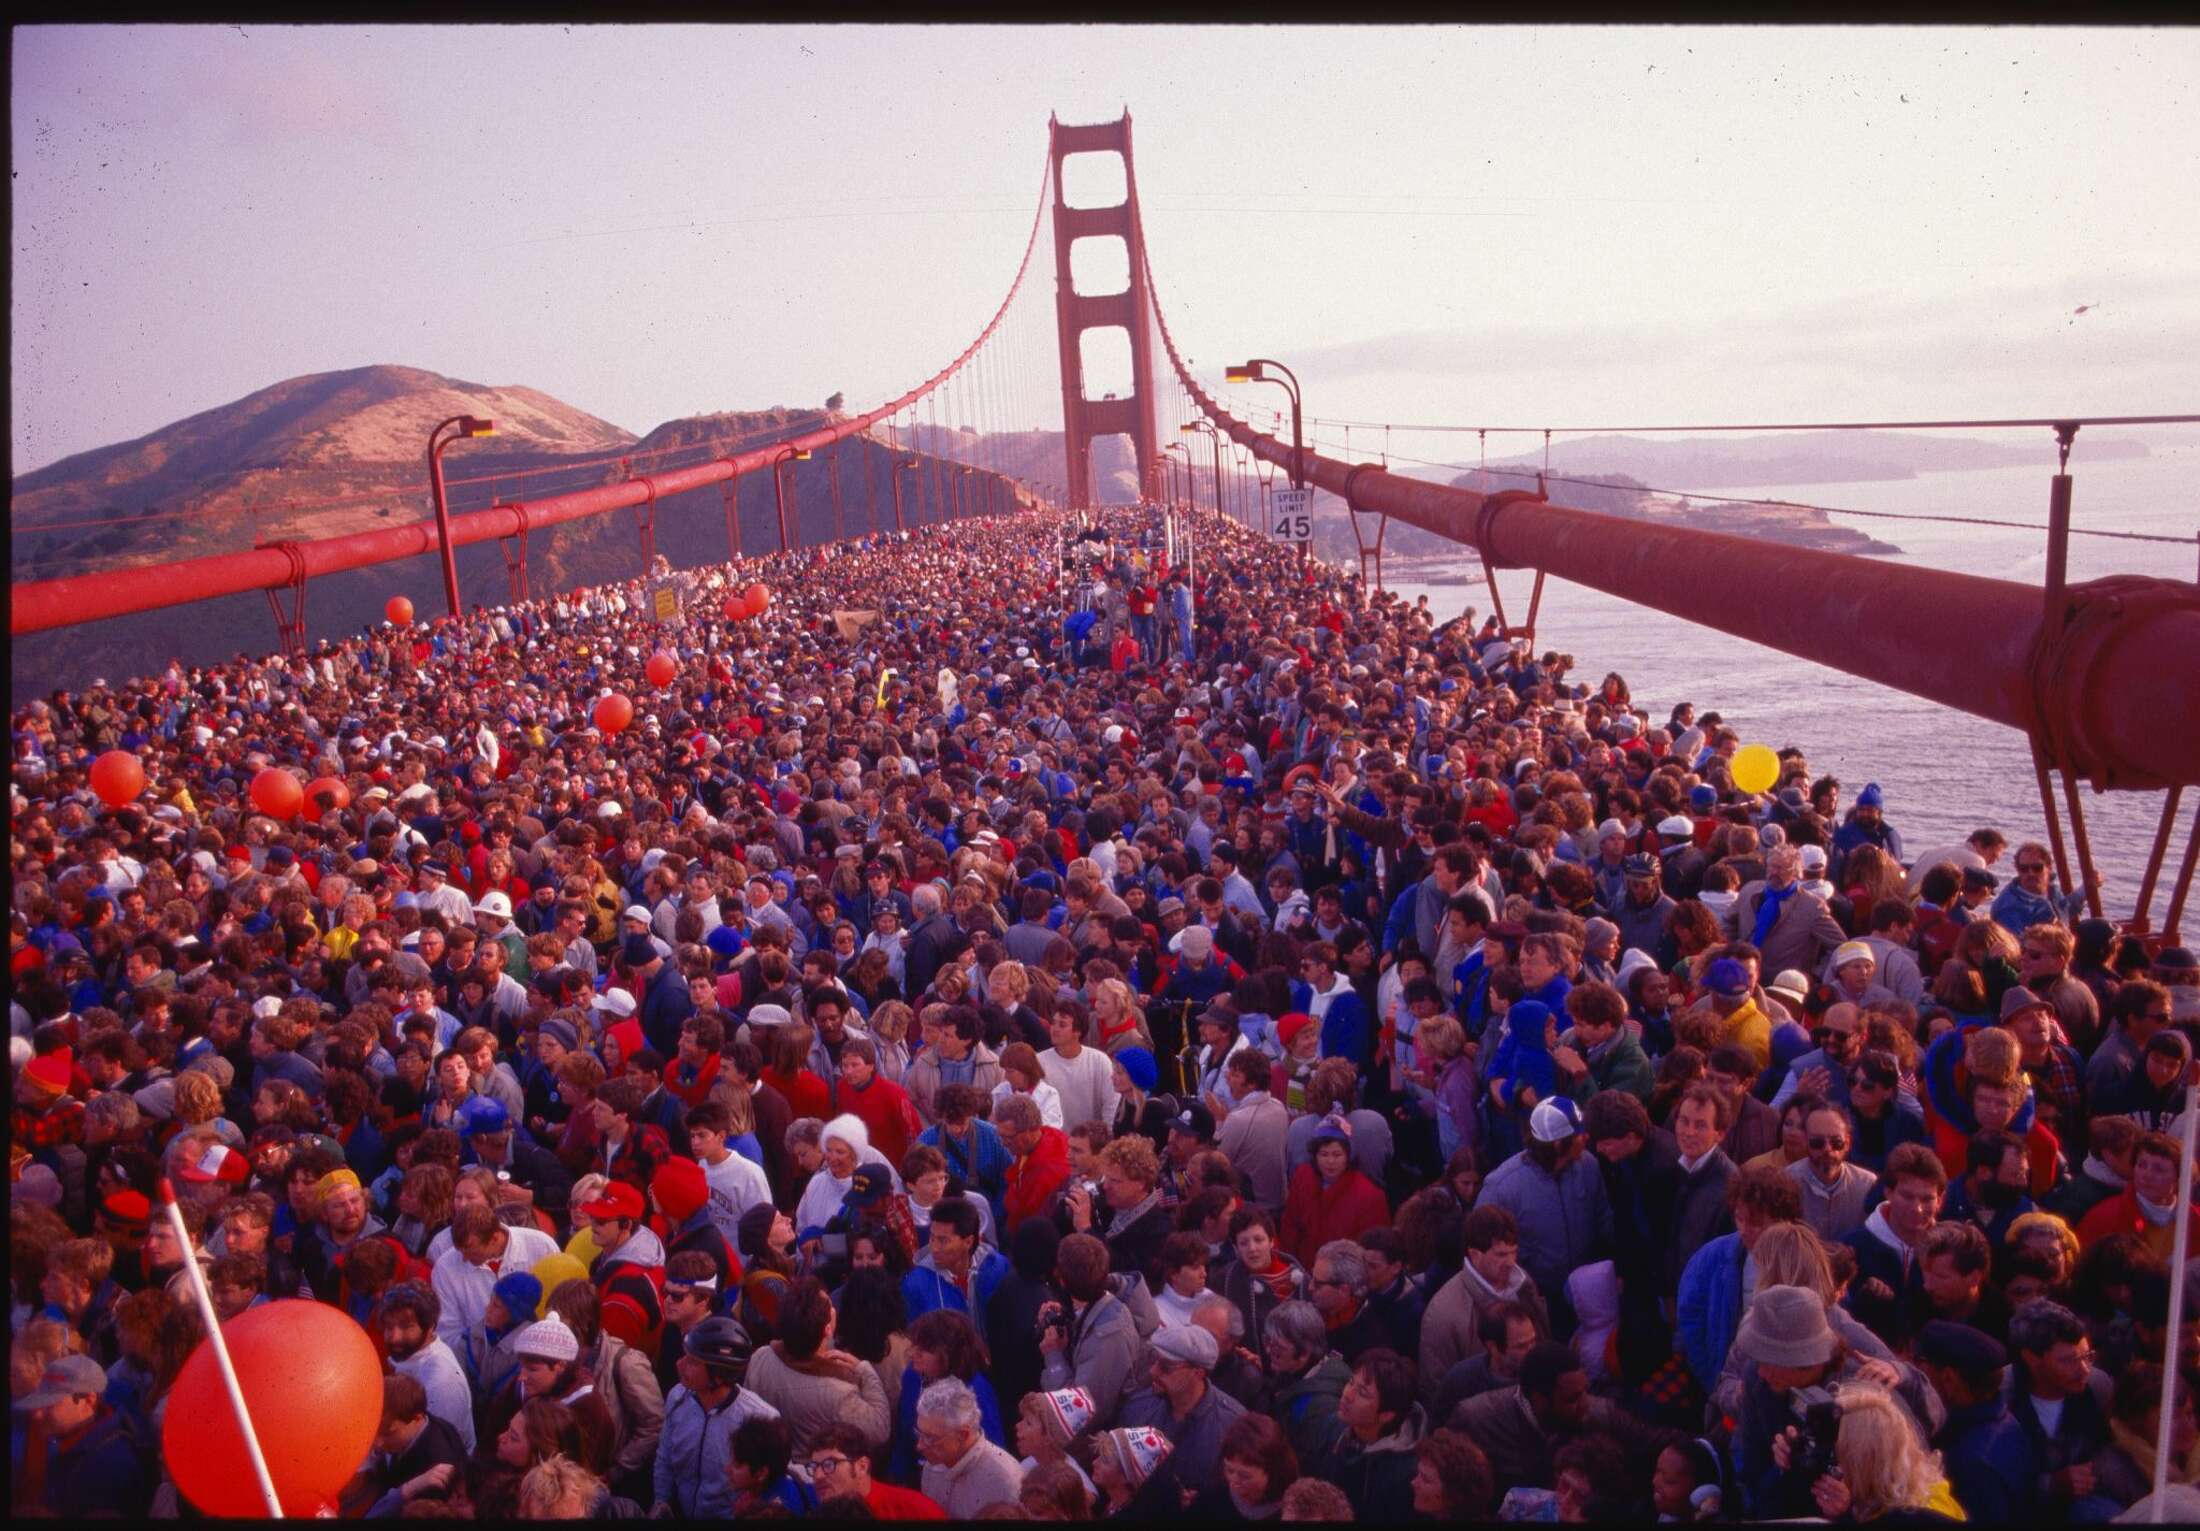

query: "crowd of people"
(10, 499), (2200, 1523)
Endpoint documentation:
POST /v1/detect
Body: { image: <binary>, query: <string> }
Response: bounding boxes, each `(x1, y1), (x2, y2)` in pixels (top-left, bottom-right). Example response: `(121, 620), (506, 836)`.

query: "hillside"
(12, 365), (641, 572)
(9, 371), (1028, 697)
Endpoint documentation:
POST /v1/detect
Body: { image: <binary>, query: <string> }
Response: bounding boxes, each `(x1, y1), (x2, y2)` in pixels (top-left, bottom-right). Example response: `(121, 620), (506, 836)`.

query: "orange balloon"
(164, 1298), (384, 1516)
(385, 595), (414, 625)
(89, 749), (147, 808)
(249, 767), (305, 821)
(301, 776), (351, 823)
(722, 593), (747, 622)
(645, 652), (677, 688)
(744, 581), (771, 616)
(594, 692), (635, 735)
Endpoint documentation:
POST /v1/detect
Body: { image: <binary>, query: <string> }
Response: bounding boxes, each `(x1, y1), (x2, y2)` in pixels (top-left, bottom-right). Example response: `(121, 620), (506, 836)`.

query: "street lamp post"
(1180, 421), (1225, 525)
(427, 415), (496, 618)
(771, 446), (810, 554)
(1227, 358), (1305, 555)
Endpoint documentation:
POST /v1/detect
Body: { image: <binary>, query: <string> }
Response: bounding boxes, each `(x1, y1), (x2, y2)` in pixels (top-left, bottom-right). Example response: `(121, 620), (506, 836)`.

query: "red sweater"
(865, 1481), (947, 1519)
(1279, 1162), (1391, 1267)
(763, 1066), (833, 1124)
(839, 1075), (919, 1167)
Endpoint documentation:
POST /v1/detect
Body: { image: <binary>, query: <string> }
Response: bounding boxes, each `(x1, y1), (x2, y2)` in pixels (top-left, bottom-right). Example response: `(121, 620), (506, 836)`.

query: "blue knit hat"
(1857, 782), (1885, 809)
(1116, 1046), (1158, 1093)
(493, 1271), (544, 1322)
(1704, 958), (1751, 997)
(1690, 784), (1717, 811)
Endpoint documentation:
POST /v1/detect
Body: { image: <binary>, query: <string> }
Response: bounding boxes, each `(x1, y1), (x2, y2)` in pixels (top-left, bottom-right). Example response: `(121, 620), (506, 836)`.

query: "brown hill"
(12, 365), (640, 574)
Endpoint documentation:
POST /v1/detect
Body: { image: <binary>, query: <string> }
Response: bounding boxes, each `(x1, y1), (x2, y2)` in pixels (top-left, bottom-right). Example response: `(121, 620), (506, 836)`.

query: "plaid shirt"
(2025, 1043), (2084, 1128)
(14, 1095), (86, 1150)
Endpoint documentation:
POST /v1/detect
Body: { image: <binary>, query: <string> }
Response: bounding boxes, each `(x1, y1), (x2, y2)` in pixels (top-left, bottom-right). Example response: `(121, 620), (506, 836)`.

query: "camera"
(1037, 1297), (1072, 1344)
(1791, 1387), (1844, 1481)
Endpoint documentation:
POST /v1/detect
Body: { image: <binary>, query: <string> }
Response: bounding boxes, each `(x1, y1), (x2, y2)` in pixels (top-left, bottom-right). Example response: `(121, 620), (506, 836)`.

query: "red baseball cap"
(178, 1142), (252, 1185)
(577, 1182), (645, 1223)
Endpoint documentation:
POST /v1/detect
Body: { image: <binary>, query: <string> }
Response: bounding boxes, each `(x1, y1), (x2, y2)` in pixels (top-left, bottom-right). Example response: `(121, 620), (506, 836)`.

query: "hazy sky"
(12, 23), (2198, 474)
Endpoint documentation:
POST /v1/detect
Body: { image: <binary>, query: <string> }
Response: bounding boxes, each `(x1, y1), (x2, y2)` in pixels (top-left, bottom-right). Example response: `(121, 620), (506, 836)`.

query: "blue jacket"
(1990, 881), (2084, 938)
(918, 1120), (1014, 1223)
(1937, 1395), (2037, 1525)
(1676, 1231), (1748, 1389)
(652, 1383), (778, 1518)
(901, 1246), (1013, 1349)
(1319, 989), (1373, 1070)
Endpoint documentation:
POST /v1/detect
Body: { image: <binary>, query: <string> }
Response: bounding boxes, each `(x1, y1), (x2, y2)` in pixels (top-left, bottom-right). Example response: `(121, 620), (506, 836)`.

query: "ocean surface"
(1390, 444), (2199, 927)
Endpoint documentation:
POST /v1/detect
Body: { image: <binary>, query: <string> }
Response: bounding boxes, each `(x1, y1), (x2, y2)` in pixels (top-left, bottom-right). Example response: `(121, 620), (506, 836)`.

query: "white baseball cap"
(591, 989), (637, 1018)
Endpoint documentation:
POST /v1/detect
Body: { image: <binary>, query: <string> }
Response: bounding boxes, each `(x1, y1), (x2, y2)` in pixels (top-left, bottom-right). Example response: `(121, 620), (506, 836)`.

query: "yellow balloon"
(1731, 743), (1781, 795)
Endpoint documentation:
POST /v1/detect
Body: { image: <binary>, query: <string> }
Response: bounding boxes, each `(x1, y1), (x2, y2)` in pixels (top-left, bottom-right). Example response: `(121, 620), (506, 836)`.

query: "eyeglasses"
(2016, 861), (2049, 874)
(803, 1455), (851, 1476)
(1307, 1273), (1345, 1289)
(1807, 1135), (1849, 1150)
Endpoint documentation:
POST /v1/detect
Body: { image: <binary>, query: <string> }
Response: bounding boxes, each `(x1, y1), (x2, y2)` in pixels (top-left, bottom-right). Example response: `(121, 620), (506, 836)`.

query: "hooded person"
(1483, 1000), (1558, 1164)
(793, 1112), (901, 1245)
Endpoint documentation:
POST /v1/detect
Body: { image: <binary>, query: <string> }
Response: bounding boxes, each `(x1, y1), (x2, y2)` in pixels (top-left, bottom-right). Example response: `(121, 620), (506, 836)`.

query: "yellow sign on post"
(651, 584), (680, 623)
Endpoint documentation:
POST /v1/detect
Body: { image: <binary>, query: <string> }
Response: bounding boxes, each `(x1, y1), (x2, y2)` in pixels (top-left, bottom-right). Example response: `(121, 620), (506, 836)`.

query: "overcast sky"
(12, 23), (2198, 475)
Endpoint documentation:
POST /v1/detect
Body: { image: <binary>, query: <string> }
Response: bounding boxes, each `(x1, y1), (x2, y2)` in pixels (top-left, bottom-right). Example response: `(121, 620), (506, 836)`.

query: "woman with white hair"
(792, 1113), (901, 1240)
(1772, 1384), (1963, 1523)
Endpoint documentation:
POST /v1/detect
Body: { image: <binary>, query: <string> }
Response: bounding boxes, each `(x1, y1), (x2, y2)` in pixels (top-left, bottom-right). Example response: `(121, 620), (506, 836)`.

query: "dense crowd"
(10, 501), (2200, 1523)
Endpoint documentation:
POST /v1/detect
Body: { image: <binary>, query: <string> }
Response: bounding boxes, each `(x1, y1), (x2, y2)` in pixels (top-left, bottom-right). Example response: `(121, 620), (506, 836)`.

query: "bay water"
(1390, 444), (2199, 927)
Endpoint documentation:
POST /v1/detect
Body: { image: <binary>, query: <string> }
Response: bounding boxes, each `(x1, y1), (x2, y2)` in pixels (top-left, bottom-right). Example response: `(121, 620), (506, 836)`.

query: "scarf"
(1750, 881), (1798, 949)
(1230, 1488), (1285, 1519)
(1254, 1258), (1298, 1302)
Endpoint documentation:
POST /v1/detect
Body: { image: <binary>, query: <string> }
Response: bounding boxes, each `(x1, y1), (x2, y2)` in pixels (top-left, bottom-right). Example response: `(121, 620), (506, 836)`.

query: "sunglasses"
(1806, 1135), (1849, 1150)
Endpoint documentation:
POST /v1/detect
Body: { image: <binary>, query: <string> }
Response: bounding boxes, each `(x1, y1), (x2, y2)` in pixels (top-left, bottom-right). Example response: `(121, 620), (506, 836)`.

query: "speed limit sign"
(1269, 487), (1313, 542)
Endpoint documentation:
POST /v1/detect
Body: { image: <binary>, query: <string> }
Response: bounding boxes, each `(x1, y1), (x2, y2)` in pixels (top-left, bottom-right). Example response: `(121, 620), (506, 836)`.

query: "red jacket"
(1003, 1126), (1073, 1233)
(2077, 1187), (2200, 1261)
(1278, 1161), (1391, 1267)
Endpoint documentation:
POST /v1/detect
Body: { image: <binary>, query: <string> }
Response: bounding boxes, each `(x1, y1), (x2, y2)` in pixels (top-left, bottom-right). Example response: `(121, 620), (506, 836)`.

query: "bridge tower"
(1049, 111), (1162, 509)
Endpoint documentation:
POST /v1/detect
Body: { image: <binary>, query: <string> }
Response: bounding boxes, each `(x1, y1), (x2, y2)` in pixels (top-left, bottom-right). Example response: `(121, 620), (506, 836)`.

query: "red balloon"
(722, 592), (747, 622)
(89, 749), (146, 808)
(249, 767), (305, 821)
(301, 775), (351, 823)
(162, 1298), (384, 1516)
(744, 581), (771, 616)
(594, 692), (635, 734)
(645, 652), (678, 688)
(385, 595), (414, 625)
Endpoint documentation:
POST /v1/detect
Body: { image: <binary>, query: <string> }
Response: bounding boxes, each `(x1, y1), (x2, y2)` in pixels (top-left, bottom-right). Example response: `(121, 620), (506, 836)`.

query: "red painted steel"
(1141, 252), (2200, 792)
(11, 156), (1054, 639)
(1049, 112), (1161, 509)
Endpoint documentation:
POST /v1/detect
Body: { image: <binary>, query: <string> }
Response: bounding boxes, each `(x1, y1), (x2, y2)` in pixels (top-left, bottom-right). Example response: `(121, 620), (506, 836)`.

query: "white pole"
(158, 1178), (284, 1518)
(2153, 1076), (2200, 1521)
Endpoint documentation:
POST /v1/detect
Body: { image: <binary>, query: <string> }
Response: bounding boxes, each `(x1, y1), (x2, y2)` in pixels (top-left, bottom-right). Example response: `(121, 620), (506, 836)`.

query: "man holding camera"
(1735, 1285), (1942, 1519)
